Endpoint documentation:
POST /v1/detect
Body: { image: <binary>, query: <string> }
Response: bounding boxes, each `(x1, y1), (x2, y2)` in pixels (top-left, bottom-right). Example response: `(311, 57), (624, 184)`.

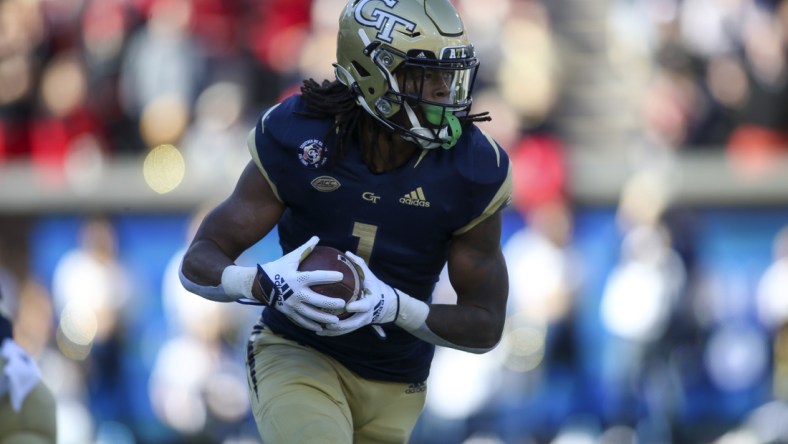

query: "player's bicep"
(194, 161), (284, 260)
(447, 210), (508, 320)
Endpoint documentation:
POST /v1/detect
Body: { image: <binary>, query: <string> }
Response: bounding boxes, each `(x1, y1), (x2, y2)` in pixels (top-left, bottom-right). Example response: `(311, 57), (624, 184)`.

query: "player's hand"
(318, 251), (399, 338)
(255, 236), (347, 331)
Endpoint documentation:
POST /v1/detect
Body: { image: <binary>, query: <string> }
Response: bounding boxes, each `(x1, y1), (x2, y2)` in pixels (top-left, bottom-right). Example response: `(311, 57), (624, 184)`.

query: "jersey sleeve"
(246, 95), (335, 207)
(246, 102), (285, 203)
(453, 127), (513, 235)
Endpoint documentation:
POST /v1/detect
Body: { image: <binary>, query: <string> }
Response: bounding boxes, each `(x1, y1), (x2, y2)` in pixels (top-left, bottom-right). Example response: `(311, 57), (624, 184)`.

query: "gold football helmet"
(335, 0), (479, 149)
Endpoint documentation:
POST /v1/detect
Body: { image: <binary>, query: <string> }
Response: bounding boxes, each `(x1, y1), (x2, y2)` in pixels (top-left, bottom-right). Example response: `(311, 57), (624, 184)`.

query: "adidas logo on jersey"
(399, 187), (430, 208)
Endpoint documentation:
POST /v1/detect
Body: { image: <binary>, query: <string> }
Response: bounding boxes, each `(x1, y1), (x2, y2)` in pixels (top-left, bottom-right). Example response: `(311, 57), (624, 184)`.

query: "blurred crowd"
(2, 0), (788, 443)
(2, 0), (788, 176)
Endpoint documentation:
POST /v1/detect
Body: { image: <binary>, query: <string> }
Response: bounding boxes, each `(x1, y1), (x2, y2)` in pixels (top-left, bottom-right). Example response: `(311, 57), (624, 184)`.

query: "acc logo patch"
(311, 176), (341, 192)
(298, 139), (328, 169)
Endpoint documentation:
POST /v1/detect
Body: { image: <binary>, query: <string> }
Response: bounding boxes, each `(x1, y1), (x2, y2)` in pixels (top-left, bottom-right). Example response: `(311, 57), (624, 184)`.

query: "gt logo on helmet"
(354, 0), (416, 43)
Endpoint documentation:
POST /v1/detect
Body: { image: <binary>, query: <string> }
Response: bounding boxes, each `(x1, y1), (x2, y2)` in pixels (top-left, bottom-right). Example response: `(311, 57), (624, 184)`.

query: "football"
(298, 245), (362, 319)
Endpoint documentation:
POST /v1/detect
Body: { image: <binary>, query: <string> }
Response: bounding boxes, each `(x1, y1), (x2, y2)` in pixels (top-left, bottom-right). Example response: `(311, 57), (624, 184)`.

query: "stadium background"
(1, 0), (788, 443)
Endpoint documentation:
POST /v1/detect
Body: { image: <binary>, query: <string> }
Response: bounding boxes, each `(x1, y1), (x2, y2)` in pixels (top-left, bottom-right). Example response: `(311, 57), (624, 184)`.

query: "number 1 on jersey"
(352, 222), (377, 263)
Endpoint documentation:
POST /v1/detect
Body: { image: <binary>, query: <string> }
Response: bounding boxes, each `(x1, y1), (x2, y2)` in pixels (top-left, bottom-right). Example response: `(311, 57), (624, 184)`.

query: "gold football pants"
(0, 379), (57, 444)
(246, 327), (426, 444)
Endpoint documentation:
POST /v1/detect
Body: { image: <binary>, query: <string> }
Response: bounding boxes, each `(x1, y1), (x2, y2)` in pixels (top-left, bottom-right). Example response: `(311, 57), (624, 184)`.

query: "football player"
(180, 0), (512, 442)
(0, 289), (57, 443)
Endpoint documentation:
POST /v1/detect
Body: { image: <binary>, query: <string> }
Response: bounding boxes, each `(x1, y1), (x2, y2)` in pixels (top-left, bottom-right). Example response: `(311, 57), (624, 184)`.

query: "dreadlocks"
(299, 78), (370, 160)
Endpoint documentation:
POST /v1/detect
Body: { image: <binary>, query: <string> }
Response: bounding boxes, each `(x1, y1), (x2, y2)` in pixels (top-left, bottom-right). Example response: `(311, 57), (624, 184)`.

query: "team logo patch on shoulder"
(311, 176), (341, 192)
(298, 139), (328, 169)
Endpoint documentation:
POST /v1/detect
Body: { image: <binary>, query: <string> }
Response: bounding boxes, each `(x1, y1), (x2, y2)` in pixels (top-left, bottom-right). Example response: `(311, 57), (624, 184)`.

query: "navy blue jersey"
(247, 94), (512, 383)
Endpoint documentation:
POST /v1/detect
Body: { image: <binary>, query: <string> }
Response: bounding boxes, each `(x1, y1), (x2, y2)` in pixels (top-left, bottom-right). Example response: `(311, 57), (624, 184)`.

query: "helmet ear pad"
(335, 45), (406, 121)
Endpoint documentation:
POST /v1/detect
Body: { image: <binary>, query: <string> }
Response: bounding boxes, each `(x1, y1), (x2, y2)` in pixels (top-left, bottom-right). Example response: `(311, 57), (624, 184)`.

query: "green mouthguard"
(422, 105), (462, 149)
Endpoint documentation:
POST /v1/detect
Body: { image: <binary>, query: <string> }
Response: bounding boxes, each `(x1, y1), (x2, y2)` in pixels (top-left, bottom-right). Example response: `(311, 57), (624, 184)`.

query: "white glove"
(255, 236), (347, 331)
(318, 251), (427, 338)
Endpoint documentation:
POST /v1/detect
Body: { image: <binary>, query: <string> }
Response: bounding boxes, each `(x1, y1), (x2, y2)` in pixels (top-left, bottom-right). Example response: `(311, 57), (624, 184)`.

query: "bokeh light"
(56, 301), (98, 361)
(502, 316), (547, 373)
(143, 144), (185, 194)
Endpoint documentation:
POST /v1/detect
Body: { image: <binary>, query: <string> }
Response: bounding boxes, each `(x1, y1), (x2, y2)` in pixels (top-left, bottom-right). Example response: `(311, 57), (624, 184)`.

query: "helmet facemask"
(380, 48), (479, 149)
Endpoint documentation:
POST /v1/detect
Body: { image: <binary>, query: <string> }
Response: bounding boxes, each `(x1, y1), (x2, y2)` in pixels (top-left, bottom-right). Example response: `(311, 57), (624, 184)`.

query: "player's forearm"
(419, 303), (505, 352)
(391, 290), (506, 354)
(180, 239), (256, 302)
(181, 238), (235, 285)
